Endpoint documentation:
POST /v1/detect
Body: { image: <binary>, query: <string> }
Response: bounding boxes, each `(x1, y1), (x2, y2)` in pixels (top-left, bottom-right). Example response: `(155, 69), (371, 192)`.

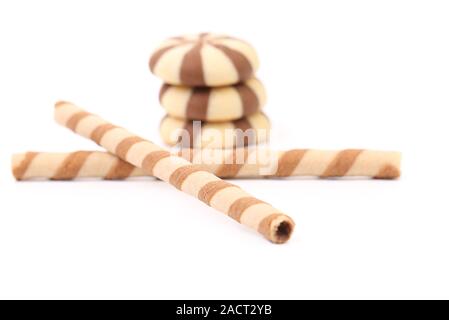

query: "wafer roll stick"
(12, 149), (401, 180)
(53, 101), (294, 243)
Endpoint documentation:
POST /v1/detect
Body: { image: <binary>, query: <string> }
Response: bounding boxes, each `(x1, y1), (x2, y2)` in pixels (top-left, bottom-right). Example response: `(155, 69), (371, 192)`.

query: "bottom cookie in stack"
(159, 112), (271, 149)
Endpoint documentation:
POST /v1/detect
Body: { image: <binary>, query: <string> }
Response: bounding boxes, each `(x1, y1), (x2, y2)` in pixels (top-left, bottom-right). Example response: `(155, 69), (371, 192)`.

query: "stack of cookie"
(149, 33), (269, 149)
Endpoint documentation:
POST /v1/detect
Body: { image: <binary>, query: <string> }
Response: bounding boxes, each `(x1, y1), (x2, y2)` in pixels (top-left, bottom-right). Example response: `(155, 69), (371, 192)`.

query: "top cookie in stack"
(149, 33), (269, 148)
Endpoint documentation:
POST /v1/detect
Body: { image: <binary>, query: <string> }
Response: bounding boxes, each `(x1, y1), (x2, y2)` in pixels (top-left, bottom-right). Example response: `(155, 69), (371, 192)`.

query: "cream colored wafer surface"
(53, 101), (294, 244)
(159, 77), (266, 121)
(12, 149), (401, 180)
(149, 33), (259, 86)
(160, 112), (270, 149)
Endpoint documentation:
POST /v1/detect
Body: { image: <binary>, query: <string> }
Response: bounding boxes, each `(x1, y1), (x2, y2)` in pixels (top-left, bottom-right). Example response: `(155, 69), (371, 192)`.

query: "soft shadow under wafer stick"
(12, 149), (401, 180)
(53, 101), (294, 244)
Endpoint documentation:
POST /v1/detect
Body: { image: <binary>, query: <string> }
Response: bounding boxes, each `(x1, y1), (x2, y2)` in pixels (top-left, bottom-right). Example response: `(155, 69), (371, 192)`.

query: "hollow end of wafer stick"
(273, 220), (294, 244)
(260, 214), (295, 244)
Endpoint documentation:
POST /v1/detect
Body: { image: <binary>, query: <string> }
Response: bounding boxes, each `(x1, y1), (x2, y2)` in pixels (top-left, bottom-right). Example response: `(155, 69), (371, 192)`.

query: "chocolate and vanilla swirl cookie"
(159, 112), (271, 149)
(149, 33), (259, 86)
(159, 77), (266, 122)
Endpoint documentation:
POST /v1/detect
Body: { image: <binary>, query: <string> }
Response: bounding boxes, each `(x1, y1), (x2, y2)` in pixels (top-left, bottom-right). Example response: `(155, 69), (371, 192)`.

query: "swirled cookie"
(159, 77), (266, 121)
(150, 33), (259, 86)
(159, 112), (270, 149)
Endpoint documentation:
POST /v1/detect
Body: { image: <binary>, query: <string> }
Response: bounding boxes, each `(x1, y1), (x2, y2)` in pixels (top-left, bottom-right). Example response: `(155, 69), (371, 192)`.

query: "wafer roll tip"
(11, 152), (35, 181)
(11, 153), (23, 180)
(374, 152), (402, 179)
(261, 214), (295, 244)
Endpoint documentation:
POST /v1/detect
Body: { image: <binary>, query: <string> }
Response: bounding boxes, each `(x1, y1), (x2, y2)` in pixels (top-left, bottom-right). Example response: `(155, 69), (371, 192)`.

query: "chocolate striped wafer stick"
(54, 101), (294, 243)
(12, 149), (401, 180)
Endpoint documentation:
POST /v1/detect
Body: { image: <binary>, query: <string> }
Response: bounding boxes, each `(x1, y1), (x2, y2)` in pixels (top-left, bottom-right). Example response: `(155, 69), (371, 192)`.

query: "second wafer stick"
(54, 101), (294, 243)
(12, 149), (401, 180)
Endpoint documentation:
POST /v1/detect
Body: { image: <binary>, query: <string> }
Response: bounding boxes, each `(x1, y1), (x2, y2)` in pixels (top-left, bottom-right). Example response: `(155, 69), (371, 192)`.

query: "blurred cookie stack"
(149, 33), (270, 149)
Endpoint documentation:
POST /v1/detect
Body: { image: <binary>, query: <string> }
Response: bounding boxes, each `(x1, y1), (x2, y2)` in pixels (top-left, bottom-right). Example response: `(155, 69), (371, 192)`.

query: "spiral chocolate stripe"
(374, 164), (400, 179)
(321, 149), (363, 177)
(12, 152), (38, 180)
(275, 149), (307, 177)
(52, 151), (91, 180)
(228, 197), (265, 222)
(142, 151), (171, 175)
(198, 181), (234, 205)
(105, 159), (136, 180)
(116, 136), (144, 159)
(66, 112), (90, 131)
(169, 165), (205, 190)
(91, 124), (117, 144)
(214, 148), (249, 178)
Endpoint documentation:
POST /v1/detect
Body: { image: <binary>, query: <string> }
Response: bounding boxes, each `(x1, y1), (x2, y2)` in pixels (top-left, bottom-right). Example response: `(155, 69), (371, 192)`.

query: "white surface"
(0, 0), (448, 299)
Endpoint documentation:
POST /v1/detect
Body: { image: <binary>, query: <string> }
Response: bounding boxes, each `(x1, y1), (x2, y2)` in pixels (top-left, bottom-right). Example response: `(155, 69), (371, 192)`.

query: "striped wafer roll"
(12, 149), (401, 180)
(149, 33), (259, 86)
(160, 77), (266, 121)
(54, 101), (294, 243)
(12, 151), (142, 181)
(160, 112), (270, 149)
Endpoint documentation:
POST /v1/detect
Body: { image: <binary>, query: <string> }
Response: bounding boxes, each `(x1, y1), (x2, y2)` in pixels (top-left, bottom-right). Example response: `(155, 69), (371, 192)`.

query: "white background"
(1, 0), (448, 299)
